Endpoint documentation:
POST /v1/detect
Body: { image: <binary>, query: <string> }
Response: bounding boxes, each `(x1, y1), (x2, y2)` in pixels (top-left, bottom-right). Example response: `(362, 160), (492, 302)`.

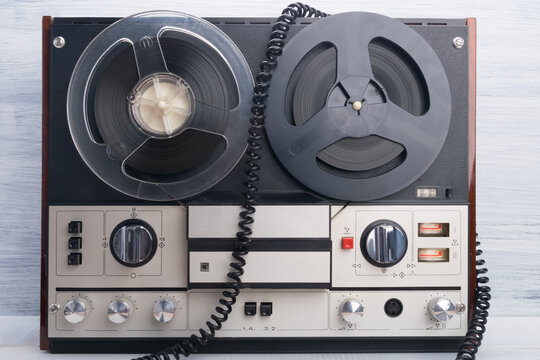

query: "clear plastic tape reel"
(67, 11), (253, 201)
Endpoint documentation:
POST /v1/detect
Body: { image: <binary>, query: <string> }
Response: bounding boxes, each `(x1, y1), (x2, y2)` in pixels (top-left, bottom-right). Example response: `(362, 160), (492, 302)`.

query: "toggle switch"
(260, 302), (272, 316)
(67, 253), (82, 265)
(68, 237), (82, 250)
(68, 221), (82, 234)
(244, 302), (257, 316)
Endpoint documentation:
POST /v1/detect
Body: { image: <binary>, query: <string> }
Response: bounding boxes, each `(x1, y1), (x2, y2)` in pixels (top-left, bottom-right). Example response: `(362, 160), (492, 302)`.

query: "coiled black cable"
(135, 4), (489, 360)
(456, 237), (491, 360)
(132, 3), (327, 359)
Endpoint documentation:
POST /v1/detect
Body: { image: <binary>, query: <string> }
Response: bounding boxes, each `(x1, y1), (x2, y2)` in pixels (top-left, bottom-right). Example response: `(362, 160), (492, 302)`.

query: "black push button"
(68, 237), (82, 250)
(260, 302), (272, 316)
(68, 221), (82, 234)
(244, 302), (257, 316)
(67, 253), (82, 265)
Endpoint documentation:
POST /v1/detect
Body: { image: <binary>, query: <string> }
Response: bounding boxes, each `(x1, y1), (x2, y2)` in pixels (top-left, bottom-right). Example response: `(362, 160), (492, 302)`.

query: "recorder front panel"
(48, 205), (468, 338)
(49, 290), (466, 338)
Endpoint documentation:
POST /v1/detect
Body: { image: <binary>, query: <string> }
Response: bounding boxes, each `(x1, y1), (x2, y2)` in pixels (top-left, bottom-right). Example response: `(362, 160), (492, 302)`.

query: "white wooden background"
(0, 0), (539, 358)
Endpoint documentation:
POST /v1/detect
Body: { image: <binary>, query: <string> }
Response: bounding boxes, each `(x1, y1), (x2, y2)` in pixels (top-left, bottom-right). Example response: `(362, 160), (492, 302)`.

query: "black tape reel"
(67, 11), (253, 201)
(266, 12), (451, 201)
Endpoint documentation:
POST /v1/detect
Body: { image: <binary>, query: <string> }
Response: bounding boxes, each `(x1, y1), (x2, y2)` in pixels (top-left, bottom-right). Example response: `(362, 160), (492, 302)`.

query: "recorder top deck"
(45, 13), (471, 206)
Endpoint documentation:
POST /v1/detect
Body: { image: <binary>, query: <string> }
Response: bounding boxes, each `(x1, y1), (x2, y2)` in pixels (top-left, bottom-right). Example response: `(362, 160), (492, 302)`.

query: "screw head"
(455, 302), (466, 314)
(49, 303), (60, 315)
(453, 37), (464, 49)
(53, 36), (65, 48)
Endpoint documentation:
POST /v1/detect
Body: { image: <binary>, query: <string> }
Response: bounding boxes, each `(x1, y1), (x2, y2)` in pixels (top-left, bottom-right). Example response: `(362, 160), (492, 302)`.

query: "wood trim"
(466, 17), (477, 318)
(41, 15), (52, 351)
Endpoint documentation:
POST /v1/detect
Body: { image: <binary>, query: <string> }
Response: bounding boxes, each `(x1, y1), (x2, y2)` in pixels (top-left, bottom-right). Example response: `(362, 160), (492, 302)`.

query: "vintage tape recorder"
(41, 3), (488, 359)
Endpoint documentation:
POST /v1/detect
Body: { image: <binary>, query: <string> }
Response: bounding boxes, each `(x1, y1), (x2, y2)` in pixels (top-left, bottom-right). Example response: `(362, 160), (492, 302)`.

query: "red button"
(342, 237), (354, 249)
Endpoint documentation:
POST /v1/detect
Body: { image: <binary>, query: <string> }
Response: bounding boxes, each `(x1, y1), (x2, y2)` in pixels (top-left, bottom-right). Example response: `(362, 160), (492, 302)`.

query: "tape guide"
(42, 5), (477, 356)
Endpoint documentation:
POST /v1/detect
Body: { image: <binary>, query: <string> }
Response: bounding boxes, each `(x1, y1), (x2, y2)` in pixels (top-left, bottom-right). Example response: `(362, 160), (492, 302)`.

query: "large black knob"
(360, 220), (407, 267)
(110, 219), (157, 267)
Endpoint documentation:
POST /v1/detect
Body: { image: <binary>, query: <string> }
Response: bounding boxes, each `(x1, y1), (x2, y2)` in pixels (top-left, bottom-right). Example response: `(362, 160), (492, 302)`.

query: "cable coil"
(135, 4), (488, 359)
(133, 3), (327, 359)
(456, 237), (491, 360)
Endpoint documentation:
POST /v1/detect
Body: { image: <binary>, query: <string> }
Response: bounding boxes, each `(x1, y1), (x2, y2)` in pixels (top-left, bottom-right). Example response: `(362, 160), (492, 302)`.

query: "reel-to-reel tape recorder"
(41, 3), (488, 359)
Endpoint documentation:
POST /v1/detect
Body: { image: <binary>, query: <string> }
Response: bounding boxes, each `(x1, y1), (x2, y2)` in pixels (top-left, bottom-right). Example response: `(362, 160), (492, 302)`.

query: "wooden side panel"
(41, 15), (52, 351)
(467, 17), (477, 317)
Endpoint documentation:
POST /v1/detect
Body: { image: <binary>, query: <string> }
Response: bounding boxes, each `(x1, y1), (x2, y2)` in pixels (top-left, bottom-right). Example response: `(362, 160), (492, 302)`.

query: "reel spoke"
(285, 107), (347, 166)
(131, 35), (169, 79)
(186, 101), (229, 136)
(372, 101), (438, 153)
(333, 32), (374, 80)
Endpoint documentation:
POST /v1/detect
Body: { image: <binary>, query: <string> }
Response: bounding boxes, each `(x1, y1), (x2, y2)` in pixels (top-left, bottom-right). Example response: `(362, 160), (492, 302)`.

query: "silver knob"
(107, 299), (133, 324)
(340, 299), (364, 323)
(153, 299), (176, 323)
(361, 221), (407, 267)
(64, 298), (90, 324)
(429, 297), (457, 322)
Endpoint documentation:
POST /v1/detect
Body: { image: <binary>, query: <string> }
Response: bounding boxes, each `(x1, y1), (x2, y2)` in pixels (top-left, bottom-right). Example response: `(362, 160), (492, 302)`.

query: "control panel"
(332, 205), (468, 288)
(49, 289), (467, 338)
(47, 205), (468, 339)
(49, 206), (186, 287)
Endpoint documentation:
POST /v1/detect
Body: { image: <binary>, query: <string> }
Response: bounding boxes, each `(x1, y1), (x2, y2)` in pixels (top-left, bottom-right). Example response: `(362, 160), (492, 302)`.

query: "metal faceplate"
(48, 205), (468, 340)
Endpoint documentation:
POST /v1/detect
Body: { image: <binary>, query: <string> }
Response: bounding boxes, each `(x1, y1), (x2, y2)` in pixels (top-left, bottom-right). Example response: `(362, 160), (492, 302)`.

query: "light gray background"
(0, 0), (539, 358)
